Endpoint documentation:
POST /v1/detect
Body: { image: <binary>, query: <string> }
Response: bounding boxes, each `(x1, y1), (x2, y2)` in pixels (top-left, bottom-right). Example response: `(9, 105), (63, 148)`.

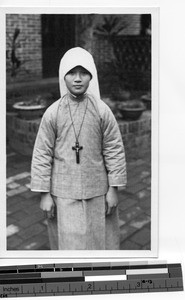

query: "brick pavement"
(6, 146), (151, 251)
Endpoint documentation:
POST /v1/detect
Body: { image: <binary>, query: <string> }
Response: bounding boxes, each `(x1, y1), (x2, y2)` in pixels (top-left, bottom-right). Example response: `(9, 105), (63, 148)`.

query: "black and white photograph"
(2, 7), (158, 257)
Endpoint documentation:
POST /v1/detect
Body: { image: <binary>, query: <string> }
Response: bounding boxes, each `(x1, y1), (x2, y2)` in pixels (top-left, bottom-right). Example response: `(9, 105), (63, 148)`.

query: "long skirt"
(47, 195), (120, 250)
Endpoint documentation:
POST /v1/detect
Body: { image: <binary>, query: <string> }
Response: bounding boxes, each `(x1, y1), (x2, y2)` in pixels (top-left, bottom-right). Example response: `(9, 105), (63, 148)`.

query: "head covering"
(59, 47), (100, 100)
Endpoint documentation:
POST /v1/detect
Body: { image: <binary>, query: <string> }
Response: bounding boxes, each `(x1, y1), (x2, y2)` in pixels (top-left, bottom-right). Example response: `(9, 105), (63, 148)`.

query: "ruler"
(0, 262), (183, 297)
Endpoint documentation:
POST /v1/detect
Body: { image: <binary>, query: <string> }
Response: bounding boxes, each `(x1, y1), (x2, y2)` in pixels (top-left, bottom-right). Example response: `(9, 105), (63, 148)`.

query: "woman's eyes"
(68, 71), (88, 76)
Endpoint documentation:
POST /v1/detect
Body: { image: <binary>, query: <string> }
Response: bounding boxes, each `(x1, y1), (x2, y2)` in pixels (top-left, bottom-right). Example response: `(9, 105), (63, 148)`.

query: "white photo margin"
(0, 6), (159, 259)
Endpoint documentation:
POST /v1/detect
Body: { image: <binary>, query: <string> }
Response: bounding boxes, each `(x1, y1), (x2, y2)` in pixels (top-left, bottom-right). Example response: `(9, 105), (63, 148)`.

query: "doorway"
(41, 14), (76, 78)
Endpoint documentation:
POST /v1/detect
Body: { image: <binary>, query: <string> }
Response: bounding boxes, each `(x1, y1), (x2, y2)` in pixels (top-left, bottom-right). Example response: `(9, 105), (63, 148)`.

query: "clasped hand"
(40, 188), (118, 218)
(40, 193), (55, 219)
(105, 186), (119, 216)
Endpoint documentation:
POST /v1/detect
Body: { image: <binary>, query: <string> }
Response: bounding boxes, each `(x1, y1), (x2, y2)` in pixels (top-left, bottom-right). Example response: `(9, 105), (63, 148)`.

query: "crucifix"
(72, 141), (83, 164)
(68, 97), (88, 164)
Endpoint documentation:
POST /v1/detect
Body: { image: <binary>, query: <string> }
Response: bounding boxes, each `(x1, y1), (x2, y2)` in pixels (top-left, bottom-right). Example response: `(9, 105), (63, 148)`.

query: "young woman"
(31, 47), (127, 250)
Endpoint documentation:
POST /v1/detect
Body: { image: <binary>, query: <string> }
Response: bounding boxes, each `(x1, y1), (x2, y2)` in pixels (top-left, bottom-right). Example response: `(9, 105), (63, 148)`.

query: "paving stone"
(21, 195), (40, 207)
(130, 227), (151, 246)
(138, 198), (151, 210)
(125, 183), (147, 194)
(118, 218), (126, 227)
(7, 235), (23, 250)
(17, 234), (49, 250)
(11, 155), (31, 164)
(117, 190), (131, 200)
(6, 197), (21, 213)
(118, 198), (137, 212)
(17, 223), (46, 240)
(120, 225), (138, 242)
(127, 166), (146, 178)
(7, 200), (29, 214)
(6, 169), (20, 181)
(127, 159), (145, 169)
(145, 222), (151, 230)
(145, 208), (151, 216)
(16, 177), (31, 186)
(131, 164), (149, 178)
(7, 155), (19, 165)
(20, 190), (37, 200)
(7, 182), (21, 189)
(26, 183), (31, 189)
(6, 216), (17, 226)
(120, 239), (141, 250)
(43, 219), (48, 226)
(7, 151), (16, 157)
(119, 206), (143, 224)
(7, 195), (24, 208)
(38, 243), (50, 250)
(7, 153), (30, 164)
(7, 186), (28, 197)
(142, 177), (151, 185)
(140, 171), (150, 179)
(136, 189), (151, 200)
(126, 176), (141, 188)
(11, 210), (30, 221)
(18, 211), (45, 228)
(23, 202), (41, 215)
(129, 214), (151, 229)
(142, 243), (151, 250)
(7, 224), (20, 237)
(14, 164), (31, 173)
(21, 197), (40, 208)
(6, 172), (31, 184)
(133, 159), (145, 167)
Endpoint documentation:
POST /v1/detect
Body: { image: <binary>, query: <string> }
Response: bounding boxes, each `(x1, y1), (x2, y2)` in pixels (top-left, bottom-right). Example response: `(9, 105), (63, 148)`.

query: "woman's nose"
(74, 72), (82, 81)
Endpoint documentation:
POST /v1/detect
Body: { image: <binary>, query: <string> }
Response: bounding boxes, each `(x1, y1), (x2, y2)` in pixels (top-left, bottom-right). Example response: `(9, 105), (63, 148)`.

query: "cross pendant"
(72, 141), (83, 164)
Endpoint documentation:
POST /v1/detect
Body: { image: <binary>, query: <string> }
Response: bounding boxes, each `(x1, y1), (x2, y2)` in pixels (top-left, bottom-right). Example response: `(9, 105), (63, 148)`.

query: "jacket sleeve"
(30, 107), (56, 192)
(101, 104), (127, 188)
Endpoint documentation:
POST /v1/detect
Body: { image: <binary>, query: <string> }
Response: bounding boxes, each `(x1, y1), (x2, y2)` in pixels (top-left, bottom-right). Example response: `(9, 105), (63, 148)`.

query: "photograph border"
(0, 5), (159, 258)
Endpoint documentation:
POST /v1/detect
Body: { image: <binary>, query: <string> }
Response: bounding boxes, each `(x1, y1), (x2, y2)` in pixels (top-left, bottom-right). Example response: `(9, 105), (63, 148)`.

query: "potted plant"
(102, 97), (124, 120)
(117, 99), (146, 121)
(13, 93), (52, 120)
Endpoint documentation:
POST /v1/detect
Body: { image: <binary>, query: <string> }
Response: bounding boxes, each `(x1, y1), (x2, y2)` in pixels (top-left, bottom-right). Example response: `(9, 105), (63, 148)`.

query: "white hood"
(59, 47), (100, 100)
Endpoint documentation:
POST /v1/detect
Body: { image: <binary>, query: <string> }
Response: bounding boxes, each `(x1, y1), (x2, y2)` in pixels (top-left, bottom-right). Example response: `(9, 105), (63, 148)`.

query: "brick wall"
(119, 113), (151, 160)
(7, 113), (40, 156)
(6, 14), (141, 84)
(6, 14), (42, 83)
(7, 112), (151, 161)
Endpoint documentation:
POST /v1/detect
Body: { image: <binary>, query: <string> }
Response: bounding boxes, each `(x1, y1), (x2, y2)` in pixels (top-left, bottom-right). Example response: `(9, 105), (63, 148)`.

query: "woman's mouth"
(73, 85), (83, 88)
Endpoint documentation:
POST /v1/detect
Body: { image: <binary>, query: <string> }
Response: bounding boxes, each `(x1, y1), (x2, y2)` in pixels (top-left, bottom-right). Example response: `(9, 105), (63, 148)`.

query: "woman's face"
(64, 66), (92, 96)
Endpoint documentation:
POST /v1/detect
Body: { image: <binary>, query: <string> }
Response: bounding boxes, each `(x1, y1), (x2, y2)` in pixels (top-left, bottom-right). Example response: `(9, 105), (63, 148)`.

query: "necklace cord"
(67, 96), (89, 143)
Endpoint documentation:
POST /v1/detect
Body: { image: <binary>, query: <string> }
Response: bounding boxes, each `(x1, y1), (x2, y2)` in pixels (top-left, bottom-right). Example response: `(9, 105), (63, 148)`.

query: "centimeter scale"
(0, 261), (183, 297)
